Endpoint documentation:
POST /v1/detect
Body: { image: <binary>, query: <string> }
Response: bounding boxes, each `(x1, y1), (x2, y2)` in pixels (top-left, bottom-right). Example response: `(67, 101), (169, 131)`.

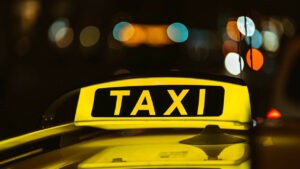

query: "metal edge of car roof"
(0, 123), (81, 152)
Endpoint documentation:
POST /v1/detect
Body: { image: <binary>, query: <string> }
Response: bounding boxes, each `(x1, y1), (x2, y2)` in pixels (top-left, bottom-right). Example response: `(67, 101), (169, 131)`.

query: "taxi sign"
(92, 86), (224, 117)
(75, 76), (251, 130)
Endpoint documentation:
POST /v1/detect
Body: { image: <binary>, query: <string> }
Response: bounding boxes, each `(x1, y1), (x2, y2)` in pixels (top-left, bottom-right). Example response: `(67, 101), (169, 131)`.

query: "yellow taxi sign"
(74, 77), (251, 130)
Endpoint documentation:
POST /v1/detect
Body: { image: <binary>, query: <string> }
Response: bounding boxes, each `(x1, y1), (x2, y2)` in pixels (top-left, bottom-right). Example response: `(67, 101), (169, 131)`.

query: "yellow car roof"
(75, 74), (251, 130)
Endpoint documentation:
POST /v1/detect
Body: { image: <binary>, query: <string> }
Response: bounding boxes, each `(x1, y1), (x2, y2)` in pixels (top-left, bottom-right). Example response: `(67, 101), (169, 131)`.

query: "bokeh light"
(15, 0), (41, 33)
(48, 18), (73, 48)
(145, 25), (170, 46)
(122, 24), (146, 47)
(167, 22), (189, 43)
(113, 21), (135, 42)
(222, 40), (238, 56)
(55, 27), (74, 48)
(48, 18), (69, 42)
(115, 24), (172, 47)
(262, 31), (279, 52)
(246, 48), (264, 71)
(237, 16), (255, 37)
(282, 18), (296, 38)
(261, 18), (285, 43)
(225, 52), (244, 75)
(268, 18), (284, 37)
(226, 20), (244, 41)
(80, 26), (100, 47)
(245, 30), (263, 49)
(266, 108), (282, 119)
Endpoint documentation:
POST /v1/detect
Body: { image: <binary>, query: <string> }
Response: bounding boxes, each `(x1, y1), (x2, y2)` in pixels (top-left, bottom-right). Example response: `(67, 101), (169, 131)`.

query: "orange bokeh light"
(121, 24), (172, 47)
(246, 48), (264, 71)
(145, 25), (171, 46)
(123, 24), (146, 47)
(226, 20), (244, 42)
(119, 23), (135, 42)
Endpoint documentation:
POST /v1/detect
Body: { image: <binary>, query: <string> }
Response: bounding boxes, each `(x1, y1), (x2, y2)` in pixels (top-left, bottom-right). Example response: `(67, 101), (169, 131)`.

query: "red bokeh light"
(266, 108), (282, 119)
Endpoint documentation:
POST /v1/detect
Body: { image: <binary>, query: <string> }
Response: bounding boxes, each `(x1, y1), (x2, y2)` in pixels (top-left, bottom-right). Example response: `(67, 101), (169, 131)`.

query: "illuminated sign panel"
(92, 86), (224, 117)
(75, 77), (251, 130)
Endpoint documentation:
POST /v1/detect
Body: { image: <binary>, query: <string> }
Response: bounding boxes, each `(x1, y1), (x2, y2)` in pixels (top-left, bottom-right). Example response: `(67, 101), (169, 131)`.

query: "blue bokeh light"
(167, 22), (189, 43)
(245, 30), (263, 48)
(113, 21), (133, 41)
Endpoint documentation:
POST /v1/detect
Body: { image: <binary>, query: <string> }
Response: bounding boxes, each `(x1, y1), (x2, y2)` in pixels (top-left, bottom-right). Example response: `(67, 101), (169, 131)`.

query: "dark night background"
(0, 0), (300, 140)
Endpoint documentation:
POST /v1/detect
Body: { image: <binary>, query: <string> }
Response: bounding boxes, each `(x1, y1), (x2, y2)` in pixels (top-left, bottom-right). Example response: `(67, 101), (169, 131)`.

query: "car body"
(0, 73), (252, 169)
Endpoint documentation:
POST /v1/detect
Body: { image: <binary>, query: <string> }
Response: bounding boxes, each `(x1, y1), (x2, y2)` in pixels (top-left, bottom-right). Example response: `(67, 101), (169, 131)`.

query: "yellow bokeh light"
(80, 26), (100, 47)
(16, 0), (41, 33)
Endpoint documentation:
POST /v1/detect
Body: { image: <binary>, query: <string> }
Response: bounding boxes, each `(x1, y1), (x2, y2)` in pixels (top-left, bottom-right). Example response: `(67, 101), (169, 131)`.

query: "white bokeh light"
(262, 31), (279, 52)
(48, 18), (69, 42)
(225, 52), (244, 75)
(237, 16), (255, 37)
